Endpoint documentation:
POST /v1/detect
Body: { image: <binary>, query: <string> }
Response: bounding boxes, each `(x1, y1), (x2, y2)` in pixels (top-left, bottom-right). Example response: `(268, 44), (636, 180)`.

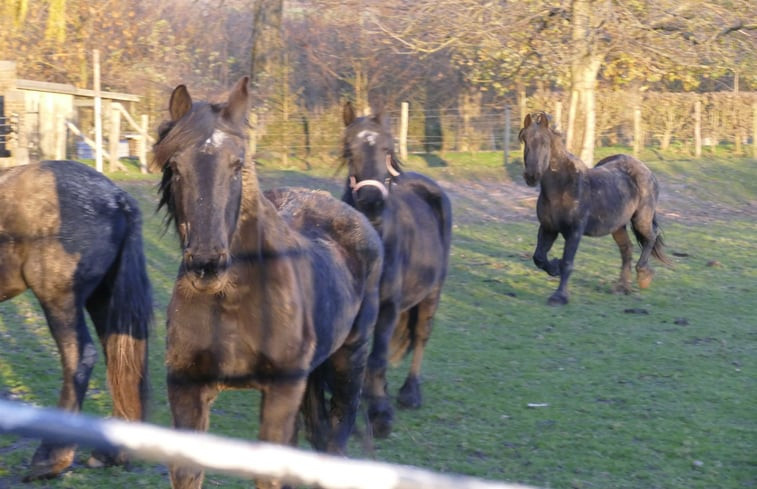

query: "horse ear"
(169, 85), (192, 121)
(223, 76), (251, 124)
(534, 112), (549, 127)
(343, 102), (356, 126)
(523, 113), (532, 129)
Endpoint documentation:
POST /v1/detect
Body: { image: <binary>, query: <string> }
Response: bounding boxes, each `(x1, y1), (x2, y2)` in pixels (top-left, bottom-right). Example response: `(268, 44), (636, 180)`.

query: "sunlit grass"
(1, 156), (755, 489)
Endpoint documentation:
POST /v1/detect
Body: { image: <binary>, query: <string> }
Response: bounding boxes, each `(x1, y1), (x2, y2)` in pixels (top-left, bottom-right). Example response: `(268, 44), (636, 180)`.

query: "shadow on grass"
(416, 153), (449, 168)
(504, 157), (524, 182)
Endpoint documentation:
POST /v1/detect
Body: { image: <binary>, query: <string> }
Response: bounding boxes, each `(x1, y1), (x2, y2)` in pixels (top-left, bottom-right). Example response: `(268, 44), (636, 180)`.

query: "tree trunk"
(250, 0), (283, 92)
(568, 0), (604, 166)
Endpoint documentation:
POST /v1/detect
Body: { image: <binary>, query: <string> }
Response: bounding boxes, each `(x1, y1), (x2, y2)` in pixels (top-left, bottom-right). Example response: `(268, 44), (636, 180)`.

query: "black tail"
(632, 213), (671, 266)
(104, 193), (153, 421)
(301, 366), (330, 451)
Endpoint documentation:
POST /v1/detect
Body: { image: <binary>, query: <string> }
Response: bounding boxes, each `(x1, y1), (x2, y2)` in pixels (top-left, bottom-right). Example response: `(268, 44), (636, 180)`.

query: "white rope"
(0, 400), (539, 489)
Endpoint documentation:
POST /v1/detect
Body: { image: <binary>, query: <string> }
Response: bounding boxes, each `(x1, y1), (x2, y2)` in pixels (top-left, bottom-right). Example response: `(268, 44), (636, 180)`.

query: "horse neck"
(234, 165), (300, 254)
(539, 135), (588, 193)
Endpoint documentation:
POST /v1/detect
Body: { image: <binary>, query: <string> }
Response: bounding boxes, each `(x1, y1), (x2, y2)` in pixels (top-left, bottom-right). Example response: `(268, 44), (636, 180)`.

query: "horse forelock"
(154, 101), (249, 231)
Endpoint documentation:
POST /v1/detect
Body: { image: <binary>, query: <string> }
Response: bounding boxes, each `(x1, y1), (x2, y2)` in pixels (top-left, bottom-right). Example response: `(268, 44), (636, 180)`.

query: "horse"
(518, 111), (670, 305)
(341, 101), (452, 438)
(154, 77), (383, 489)
(0, 160), (152, 479)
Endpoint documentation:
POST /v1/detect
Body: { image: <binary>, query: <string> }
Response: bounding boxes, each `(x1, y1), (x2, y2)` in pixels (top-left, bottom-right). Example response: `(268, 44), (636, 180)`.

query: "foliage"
(1, 155), (755, 489)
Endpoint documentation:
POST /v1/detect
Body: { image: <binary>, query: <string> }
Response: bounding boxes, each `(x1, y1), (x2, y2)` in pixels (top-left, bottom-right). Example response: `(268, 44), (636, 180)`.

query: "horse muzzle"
(181, 249), (231, 293)
(351, 177), (388, 217)
(523, 171), (540, 187)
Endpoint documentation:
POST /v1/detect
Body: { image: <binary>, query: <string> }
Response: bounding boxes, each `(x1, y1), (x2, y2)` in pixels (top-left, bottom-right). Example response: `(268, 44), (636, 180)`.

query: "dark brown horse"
(519, 111), (670, 305)
(0, 160), (151, 479)
(341, 102), (452, 438)
(154, 78), (382, 489)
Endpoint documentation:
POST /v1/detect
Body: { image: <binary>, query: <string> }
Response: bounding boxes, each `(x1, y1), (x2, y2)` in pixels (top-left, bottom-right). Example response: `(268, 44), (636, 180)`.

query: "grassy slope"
(0, 153), (755, 489)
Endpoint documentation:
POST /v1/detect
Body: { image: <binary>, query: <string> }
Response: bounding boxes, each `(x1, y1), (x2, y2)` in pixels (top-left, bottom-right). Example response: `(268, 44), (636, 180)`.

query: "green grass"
(1, 155), (755, 489)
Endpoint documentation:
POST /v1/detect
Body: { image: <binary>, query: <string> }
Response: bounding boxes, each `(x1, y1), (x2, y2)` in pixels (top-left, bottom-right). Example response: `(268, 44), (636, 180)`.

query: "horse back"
(592, 154), (658, 198)
(264, 187), (383, 364)
(583, 155), (659, 236)
(386, 172), (452, 306)
(0, 160), (134, 300)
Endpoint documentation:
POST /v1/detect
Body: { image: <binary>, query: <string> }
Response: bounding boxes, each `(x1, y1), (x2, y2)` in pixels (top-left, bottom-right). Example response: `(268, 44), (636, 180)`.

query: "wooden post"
(399, 102), (409, 161)
(109, 105), (121, 172)
(93, 49), (103, 172)
(138, 114), (148, 173)
(553, 100), (562, 131)
(55, 113), (66, 160)
(694, 98), (702, 158)
(633, 105), (642, 158)
(248, 111), (258, 161)
(753, 101), (757, 159)
(503, 105), (511, 168)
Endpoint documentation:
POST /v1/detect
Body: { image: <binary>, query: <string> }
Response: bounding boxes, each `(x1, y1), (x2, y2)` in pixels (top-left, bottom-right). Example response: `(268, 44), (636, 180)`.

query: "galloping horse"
(0, 160), (151, 479)
(341, 102), (452, 438)
(519, 111), (669, 305)
(154, 77), (382, 489)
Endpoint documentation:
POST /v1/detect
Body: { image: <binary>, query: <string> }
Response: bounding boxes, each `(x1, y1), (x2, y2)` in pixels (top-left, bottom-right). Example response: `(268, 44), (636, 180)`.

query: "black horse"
(0, 160), (152, 479)
(341, 102), (452, 438)
(519, 111), (670, 305)
(154, 77), (383, 489)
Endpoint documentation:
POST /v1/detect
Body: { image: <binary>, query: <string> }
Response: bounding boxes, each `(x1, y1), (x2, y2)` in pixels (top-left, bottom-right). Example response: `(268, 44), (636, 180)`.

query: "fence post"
(109, 105), (121, 172)
(93, 49), (103, 172)
(55, 113), (66, 160)
(633, 104), (642, 158)
(400, 101), (408, 161)
(138, 114), (148, 173)
(753, 101), (757, 160)
(503, 105), (511, 168)
(694, 98), (702, 158)
(553, 100), (562, 131)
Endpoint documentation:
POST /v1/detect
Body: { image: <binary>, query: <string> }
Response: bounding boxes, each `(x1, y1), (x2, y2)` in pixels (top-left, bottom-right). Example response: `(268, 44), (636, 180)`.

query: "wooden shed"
(0, 60), (146, 169)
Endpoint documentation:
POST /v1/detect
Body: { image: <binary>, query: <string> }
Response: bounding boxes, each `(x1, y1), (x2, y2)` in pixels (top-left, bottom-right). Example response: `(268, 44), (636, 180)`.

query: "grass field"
(1, 153), (755, 489)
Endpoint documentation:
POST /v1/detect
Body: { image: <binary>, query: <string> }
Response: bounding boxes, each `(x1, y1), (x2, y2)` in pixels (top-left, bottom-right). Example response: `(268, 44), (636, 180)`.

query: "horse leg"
(397, 293), (440, 409)
(323, 341), (370, 454)
(167, 381), (218, 489)
(533, 225), (560, 277)
(611, 226), (633, 294)
(257, 380), (308, 489)
(25, 297), (96, 481)
(548, 230), (582, 306)
(85, 293), (148, 467)
(363, 300), (398, 439)
(631, 212), (658, 289)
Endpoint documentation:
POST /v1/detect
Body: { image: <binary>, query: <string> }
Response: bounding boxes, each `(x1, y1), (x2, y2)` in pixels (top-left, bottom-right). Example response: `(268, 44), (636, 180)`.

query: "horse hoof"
(368, 399), (394, 439)
(637, 268), (654, 289)
(87, 447), (129, 468)
(24, 446), (75, 481)
(547, 292), (568, 306)
(397, 376), (422, 409)
(613, 282), (631, 295)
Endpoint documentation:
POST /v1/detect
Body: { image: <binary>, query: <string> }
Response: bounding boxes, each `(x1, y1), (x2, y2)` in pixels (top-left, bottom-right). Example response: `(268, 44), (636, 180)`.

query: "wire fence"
(253, 92), (757, 161)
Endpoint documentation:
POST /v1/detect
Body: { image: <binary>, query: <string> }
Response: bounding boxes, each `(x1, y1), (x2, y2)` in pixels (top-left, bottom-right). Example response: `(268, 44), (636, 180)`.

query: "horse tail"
(104, 192), (153, 422)
(301, 366), (330, 451)
(632, 212), (672, 267)
(389, 309), (415, 365)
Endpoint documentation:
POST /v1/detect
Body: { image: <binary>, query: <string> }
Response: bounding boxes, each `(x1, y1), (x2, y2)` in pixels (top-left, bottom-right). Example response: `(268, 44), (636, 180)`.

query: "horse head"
(342, 101), (401, 219)
(519, 111), (553, 187)
(153, 76), (250, 294)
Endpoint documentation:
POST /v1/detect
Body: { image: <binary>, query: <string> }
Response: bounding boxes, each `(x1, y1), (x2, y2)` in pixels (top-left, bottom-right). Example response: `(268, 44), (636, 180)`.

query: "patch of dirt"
(437, 174), (755, 226)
